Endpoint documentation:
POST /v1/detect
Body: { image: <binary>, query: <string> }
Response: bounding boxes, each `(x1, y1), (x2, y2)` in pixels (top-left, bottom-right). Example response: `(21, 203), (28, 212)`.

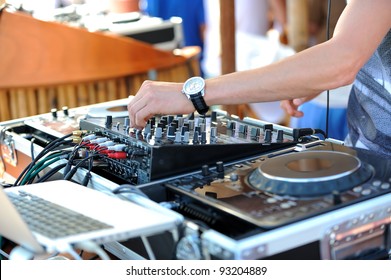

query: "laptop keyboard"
(7, 190), (113, 239)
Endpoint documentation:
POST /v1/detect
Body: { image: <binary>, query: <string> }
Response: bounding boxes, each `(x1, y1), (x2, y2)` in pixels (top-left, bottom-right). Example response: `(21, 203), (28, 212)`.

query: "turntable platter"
(247, 151), (373, 197)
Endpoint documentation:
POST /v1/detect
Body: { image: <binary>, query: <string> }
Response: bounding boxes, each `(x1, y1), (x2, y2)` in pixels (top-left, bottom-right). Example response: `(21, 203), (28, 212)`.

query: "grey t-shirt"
(347, 29), (391, 156)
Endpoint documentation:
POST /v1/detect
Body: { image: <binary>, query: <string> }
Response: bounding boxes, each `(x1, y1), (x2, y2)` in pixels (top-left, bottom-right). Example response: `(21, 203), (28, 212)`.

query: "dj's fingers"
(128, 108), (151, 130)
(128, 81), (157, 128)
(280, 100), (304, 118)
(292, 97), (306, 106)
(128, 96), (148, 129)
(134, 107), (154, 129)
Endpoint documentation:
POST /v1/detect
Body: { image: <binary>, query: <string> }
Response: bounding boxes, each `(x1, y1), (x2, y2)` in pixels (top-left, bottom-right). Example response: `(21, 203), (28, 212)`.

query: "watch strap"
(190, 93), (209, 115)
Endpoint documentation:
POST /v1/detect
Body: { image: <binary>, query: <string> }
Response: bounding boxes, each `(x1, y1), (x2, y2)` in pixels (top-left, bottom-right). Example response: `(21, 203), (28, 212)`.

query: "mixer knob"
(149, 117), (156, 127)
(332, 191), (342, 205)
(200, 123), (206, 133)
(174, 131), (182, 143)
(210, 127), (217, 142)
(193, 131), (200, 144)
(51, 108), (58, 119)
(201, 164), (210, 176)
(228, 121), (236, 130)
(277, 130), (284, 143)
(239, 124), (248, 135)
(62, 106), (69, 117)
(177, 117), (185, 127)
(159, 118), (167, 128)
(201, 131), (207, 144)
(155, 127), (163, 139)
(143, 123), (151, 136)
(181, 126), (189, 136)
(124, 117), (130, 127)
(171, 120), (179, 130)
(167, 125), (176, 138)
(105, 115), (112, 129)
(188, 120), (195, 131)
(264, 124), (273, 131)
(211, 111), (217, 122)
(250, 127), (260, 139)
(183, 131), (190, 143)
(216, 161), (224, 172)
(264, 129), (272, 143)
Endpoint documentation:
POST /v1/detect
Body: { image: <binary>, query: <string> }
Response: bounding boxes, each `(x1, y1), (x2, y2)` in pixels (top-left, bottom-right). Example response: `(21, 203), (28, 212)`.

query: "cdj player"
(110, 140), (391, 260)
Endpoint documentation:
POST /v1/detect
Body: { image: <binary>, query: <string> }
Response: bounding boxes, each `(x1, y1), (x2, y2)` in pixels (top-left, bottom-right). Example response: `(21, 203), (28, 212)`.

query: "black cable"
(64, 153), (104, 181)
(17, 139), (72, 185)
(25, 151), (71, 184)
(81, 156), (94, 186)
(63, 142), (88, 179)
(325, 0), (332, 139)
(35, 163), (67, 183)
(13, 133), (73, 186)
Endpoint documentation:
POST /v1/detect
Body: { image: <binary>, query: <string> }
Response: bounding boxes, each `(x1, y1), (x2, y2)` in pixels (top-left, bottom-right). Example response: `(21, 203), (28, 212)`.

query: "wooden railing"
(0, 9), (200, 121)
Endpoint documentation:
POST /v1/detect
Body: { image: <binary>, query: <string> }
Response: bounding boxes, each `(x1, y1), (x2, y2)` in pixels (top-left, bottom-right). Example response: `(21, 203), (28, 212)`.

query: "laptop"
(0, 180), (180, 256)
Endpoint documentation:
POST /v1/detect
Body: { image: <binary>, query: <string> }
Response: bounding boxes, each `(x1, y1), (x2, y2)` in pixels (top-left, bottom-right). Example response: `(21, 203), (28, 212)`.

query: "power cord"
(325, 0), (332, 139)
(35, 163), (67, 183)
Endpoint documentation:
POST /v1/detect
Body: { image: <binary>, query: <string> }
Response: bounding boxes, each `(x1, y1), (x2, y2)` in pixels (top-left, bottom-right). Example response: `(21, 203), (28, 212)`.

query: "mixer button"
(372, 180), (381, 187)
(361, 189), (372, 196)
(266, 197), (277, 204)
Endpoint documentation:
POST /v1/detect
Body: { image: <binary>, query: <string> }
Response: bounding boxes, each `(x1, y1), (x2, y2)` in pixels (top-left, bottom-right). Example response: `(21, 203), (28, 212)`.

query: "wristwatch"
(182, 76), (209, 115)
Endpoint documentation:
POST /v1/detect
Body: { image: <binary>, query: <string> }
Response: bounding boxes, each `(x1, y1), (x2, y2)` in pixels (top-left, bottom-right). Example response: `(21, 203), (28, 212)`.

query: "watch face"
(183, 77), (205, 95)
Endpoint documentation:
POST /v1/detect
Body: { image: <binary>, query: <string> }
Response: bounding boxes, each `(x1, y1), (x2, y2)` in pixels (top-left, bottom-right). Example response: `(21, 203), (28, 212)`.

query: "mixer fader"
(79, 110), (314, 184)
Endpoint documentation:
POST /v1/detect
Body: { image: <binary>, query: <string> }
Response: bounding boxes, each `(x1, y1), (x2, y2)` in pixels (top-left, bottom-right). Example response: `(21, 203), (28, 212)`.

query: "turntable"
(162, 141), (390, 229)
(248, 150), (373, 197)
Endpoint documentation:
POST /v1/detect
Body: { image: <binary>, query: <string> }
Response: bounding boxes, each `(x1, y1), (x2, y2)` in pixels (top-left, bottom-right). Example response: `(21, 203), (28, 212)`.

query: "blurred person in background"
(202, 0), (293, 124)
(141, 0), (206, 76)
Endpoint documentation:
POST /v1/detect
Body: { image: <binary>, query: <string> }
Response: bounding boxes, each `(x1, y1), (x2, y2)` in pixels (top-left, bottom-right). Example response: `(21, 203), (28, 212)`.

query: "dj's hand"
(280, 93), (320, 118)
(280, 98), (305, 118)
(127, 80), (195, 129)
